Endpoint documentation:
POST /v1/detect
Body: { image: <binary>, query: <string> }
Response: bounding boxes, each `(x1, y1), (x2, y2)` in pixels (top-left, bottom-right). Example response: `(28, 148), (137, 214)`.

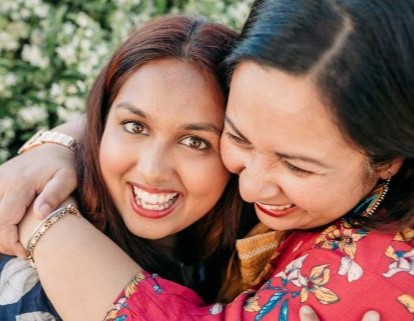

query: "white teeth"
(258, 202), (294, 211)
(133, 186), (178, 211)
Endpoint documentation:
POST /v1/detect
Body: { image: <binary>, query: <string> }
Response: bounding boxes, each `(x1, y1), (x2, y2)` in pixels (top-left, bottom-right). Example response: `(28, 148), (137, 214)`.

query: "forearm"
(52, 114), (86, 140)
(19, 206), (142, 321)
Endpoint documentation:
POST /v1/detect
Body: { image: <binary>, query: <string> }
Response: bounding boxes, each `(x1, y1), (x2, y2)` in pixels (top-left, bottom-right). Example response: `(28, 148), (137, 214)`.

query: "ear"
(377, 157), (405, 180)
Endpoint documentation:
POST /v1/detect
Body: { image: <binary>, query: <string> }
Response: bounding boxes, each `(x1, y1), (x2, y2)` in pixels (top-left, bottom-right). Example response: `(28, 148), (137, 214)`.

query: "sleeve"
(0, 256), (62, 321)
(104, 244), (414, 321)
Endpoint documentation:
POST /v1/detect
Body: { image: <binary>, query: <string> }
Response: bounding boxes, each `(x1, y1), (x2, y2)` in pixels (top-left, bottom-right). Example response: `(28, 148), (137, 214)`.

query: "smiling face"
(99, 59), (229, 240)
(221, 61), (391, 231)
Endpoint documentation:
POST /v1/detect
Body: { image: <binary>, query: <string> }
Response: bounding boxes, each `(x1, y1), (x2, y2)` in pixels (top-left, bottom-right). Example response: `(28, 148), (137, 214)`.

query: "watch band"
(18, 129), (77, 155)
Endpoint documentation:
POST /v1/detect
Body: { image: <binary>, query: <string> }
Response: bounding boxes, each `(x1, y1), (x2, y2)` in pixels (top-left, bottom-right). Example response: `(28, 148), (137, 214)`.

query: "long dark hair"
(76, 15), (254, 301)
(228, 0), (414, 230)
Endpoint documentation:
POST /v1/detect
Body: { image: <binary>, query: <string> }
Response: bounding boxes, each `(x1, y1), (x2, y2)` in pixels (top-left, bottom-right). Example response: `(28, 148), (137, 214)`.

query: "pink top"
(105, 219), (414, 321)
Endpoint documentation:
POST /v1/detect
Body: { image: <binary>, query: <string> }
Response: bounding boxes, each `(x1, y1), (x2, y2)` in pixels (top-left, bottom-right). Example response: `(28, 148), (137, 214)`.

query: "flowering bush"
(0, 0), (253, 163)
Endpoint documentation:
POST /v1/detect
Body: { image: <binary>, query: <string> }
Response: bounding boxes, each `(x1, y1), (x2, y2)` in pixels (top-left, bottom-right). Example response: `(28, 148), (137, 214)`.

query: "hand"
(299, 305), (380, 321)
(0, 144), (77, 257)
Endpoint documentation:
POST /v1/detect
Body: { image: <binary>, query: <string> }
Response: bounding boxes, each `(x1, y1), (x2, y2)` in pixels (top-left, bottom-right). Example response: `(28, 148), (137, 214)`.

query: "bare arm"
(19, 202), (141, 321)
(0, 116), (84, 256)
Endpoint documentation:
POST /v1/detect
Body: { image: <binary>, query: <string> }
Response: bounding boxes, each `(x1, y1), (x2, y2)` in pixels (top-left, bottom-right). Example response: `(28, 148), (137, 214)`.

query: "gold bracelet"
(18, 129), (77, 155)
(26, 204), (82, 268)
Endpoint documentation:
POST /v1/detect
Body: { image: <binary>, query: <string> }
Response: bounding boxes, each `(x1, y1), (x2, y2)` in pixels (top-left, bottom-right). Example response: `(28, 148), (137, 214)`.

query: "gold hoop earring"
(362, 169), (392, 218)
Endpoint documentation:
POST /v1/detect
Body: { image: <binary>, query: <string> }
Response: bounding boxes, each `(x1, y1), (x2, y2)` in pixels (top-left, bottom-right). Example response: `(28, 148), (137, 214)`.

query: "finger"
(33, 168), (77, 218)
(362, 311), (380, 321)
(299, 305), (320, 321)
(10, 242), (27, 258)
(0, 225), (27, 258)
(0, 191), (34, 256)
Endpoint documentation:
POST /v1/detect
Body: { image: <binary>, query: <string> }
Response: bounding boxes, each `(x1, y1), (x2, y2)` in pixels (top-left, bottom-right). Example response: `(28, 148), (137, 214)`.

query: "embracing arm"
(0, 116), (84, 256)
(18, 202), (141, 321)
(18, 204), (380, 321)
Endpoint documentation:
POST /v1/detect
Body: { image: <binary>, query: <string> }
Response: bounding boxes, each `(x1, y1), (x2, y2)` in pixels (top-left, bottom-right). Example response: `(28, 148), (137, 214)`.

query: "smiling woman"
(0, 15), (257, 321)
(99, 59), (229, 239)
(11, 1), (414, 320)
(221, 63), (382, 231)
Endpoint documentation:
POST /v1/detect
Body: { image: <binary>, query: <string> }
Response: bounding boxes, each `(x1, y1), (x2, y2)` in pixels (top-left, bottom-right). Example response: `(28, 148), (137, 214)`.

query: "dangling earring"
(362, 169), (392, 218)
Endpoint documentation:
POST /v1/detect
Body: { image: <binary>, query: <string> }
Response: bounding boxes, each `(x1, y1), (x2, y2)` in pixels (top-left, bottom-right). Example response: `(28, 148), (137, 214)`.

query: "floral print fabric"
(0, 255), (61, 321)
(106, 221), (414, 321)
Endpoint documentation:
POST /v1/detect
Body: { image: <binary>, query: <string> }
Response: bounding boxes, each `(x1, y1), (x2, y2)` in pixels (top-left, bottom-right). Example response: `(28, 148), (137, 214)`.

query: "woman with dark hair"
(12, 0), (414, 320)
(0, 15), (260, 320)
(4, 0), (414, 320)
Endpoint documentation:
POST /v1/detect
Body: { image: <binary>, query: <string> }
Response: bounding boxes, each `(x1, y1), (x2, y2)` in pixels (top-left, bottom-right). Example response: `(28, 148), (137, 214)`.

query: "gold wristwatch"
(18, 129), (77, 155)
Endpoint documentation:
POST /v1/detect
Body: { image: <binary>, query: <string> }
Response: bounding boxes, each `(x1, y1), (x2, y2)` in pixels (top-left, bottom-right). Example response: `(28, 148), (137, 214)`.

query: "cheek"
(220, 137), (241, 174)
(182, 154), (230, 203)
(99, 131), (127, 183)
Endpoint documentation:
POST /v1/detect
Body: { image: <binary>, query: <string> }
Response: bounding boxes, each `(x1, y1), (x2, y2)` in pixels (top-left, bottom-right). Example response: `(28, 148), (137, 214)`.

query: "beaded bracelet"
(26, 204), (82, 268)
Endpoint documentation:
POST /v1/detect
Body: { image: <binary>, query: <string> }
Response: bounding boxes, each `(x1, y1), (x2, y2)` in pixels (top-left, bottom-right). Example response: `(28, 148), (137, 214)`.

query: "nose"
(237, 156), (280, 203)
(135, 142), (173, 184)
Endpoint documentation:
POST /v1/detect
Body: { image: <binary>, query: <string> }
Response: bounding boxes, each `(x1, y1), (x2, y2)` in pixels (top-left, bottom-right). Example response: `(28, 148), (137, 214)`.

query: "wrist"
(19, 203), (82, 268)
(18, 129), (77, 155)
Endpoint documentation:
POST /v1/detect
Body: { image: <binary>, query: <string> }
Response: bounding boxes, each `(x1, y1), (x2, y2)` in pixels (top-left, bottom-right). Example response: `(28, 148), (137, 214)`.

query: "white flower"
(0, 1), (19, 14)
(62, 22), (76, 36)
(21, 44), (50, 68)
(7, 21), (29, 39)
(20, 8), (31, 19)
(276, 254), (308, 286)
(209, 303), (223, 315)
(50, 83), (63, 98)
(80, 39), (91, 50)
(22, 0), (41, 7)
(76, 12), (91, 28)
(0, 32), (18, 51)
(65, 96), (84, 110)
(57, 106), (82, 122)
(0, 149), (10, 163)
(338, 256), (363, 282)
(0, 118), (14, 131)
(56, 44), (77, 65)
(5, 74), (17, 86)
(18, 105), (48, 128)
(34, 4), (49, 18)
(383, 248), (414, 278)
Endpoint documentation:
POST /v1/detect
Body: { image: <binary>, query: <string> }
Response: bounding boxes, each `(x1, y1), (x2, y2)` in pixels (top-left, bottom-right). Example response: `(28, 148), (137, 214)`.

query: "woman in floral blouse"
(10, 0), (414, 320)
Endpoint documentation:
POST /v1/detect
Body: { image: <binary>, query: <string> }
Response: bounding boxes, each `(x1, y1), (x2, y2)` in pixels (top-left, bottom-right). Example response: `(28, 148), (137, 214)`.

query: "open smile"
(130, 184), (180, 219)
(255, 201), (297, 217)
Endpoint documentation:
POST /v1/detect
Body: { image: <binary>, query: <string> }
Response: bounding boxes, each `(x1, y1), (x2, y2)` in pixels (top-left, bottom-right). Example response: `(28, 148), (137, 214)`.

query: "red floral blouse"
(104, 218), (414, 321)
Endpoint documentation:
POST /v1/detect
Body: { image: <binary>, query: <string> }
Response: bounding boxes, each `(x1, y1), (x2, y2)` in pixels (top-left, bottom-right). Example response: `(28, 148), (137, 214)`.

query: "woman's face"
(100, 59), (229, 240)
(221, 61), (386, 231)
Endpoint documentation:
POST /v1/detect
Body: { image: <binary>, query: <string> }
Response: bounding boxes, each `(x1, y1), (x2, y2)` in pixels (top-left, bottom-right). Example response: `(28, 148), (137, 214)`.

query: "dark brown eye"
(180, 136), (209, 150)
(123, 121), (147, 135)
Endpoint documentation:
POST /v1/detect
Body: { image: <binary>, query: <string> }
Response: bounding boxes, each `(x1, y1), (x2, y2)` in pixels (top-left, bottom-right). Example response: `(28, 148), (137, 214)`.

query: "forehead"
(112, 59), (225, 123)
(228, 61), (357, 157)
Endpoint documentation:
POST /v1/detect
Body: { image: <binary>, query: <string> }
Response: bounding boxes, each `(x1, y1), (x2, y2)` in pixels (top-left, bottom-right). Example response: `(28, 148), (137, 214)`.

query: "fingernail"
(301, 305), (314, 315)
(38, 203), (52, 217)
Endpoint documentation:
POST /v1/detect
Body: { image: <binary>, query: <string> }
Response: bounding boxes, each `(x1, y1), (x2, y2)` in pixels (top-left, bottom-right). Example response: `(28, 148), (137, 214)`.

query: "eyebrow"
(115, 102), (221, 135)
(115, 102), (147, 118)
(181, 123), (222, 136)
(224, 116), (251, 143)
(276, 152), (328, 168)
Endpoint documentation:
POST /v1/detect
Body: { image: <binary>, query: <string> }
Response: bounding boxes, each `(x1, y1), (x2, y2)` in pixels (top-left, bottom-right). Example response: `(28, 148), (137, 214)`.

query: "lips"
(130, 184), (180, 219)
(133, 186), (178, 210)
(255, 201), (297, 217)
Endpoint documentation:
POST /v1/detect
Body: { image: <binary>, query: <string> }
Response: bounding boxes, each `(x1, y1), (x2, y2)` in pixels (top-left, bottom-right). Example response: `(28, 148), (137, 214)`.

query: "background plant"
(0, 0), (253, 163)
